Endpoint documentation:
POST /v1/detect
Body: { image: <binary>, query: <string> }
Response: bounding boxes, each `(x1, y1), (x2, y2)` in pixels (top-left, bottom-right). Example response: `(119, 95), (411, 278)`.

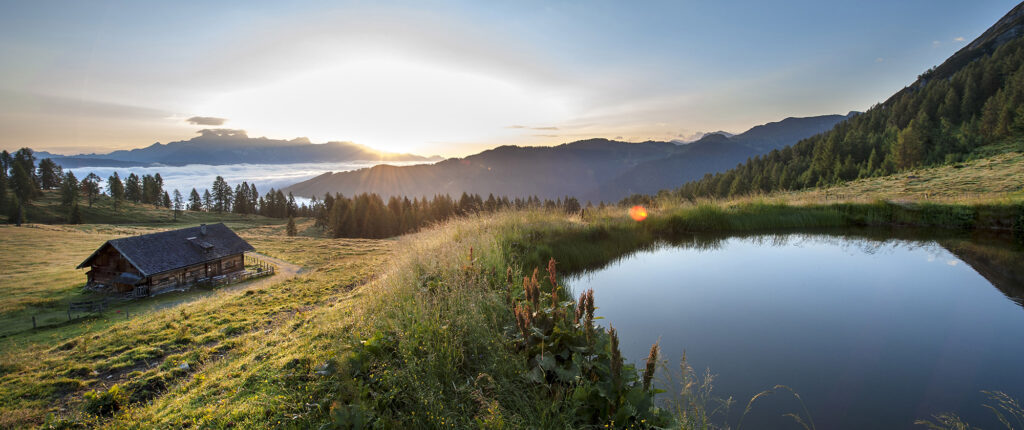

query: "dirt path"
(151, 252), (303, 310)
(235, 252), (303, 290)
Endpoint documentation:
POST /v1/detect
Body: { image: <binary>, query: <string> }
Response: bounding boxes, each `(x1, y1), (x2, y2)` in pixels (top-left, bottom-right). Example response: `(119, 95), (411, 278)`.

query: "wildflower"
(546, 258), (557, 289)
(643, 342), (659, 391)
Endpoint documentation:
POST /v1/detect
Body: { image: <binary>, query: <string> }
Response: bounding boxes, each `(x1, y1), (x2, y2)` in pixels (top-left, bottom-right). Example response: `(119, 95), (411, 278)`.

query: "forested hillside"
(675, 6), (1024, 200)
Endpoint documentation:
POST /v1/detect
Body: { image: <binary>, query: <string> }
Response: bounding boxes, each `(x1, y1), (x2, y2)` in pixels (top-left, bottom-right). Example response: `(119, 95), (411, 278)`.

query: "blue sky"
(0, 0), (1018, 156)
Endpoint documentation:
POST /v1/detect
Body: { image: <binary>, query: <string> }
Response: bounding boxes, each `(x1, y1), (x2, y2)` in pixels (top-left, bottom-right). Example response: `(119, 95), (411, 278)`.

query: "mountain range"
(673, 0), (1024, 200)
(284, 113), (855, 202)
(36, 129), (441, 168)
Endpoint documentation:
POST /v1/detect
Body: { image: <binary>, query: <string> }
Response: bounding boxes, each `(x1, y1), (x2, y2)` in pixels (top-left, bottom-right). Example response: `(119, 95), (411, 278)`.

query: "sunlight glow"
(197, 57), (573, 154)
(629, 205), (648, 222)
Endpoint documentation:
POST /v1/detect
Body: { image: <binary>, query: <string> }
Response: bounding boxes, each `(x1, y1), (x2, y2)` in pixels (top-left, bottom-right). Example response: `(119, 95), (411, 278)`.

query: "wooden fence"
(10, 254), (280, 337)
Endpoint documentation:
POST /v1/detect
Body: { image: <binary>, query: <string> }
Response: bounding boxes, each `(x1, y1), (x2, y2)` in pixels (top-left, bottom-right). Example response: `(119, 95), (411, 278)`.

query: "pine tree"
(69, 203), (82, 224)
(107, 172), (125, 211)
(80, 173), (101, 207)
(37, 158), (62, 190)
(202, 189), (213, 211)
(60, 171), (79, 208)
(162, 191), (171, 209)
(10, 162), (36, 204)
(894, 114), (930, 170)
(212, 176), (231, 212)
(188, 188), (202, 211)
(173, 189), (184, 220)
(125, 173), (142, 203)
(13, 148), (38, 191)
(0, 170), (6, 212)
(141, 174), (156, 205)
(286, 216), (297, 236)
(9, 198), (24, 226)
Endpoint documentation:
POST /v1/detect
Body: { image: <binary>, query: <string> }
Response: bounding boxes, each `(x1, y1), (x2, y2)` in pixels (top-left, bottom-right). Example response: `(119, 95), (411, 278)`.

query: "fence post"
(32, 315), (36, 329)
(68, 309), (72, 321)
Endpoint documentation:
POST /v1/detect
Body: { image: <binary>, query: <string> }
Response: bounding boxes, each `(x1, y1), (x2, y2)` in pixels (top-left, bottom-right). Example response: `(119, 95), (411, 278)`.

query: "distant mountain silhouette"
(284, 114), (854, 202)
(36, 129), (440, 167)
(672, 130), (735, 143)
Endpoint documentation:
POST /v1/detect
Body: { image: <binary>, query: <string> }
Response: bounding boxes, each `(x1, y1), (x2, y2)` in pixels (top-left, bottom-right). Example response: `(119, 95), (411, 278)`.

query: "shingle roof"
(77, 223), (255, 276)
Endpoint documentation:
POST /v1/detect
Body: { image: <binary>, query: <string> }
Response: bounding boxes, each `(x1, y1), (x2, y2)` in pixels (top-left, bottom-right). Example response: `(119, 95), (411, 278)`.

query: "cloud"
(532, 134), (560, 138)
(932, 40), (941, 46)
(196, 128), (248, 138)
(875, 57), (885, 63)
(954, 36), (965, 42)
(187, 116), (227, 126)
(507, 125), (559, 131)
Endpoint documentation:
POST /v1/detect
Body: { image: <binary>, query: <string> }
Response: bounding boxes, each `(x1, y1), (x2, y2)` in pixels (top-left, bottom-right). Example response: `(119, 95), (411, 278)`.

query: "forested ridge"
(674, 33), (1024, 200)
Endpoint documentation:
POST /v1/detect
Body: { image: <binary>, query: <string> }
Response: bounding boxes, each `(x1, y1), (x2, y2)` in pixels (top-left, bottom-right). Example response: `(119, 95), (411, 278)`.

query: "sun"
(196, 56), (572, 154)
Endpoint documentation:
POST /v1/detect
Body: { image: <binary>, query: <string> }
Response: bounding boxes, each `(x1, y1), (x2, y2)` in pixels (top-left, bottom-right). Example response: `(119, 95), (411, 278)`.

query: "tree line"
(311, 192), (582, 239)
(0, 152), (586, 238)
(667, 34), (1024, 201)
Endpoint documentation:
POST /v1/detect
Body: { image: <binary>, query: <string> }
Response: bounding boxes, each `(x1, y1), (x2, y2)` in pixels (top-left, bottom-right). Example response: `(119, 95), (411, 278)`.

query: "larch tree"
(107, 172), (125, 211)
(173, 189), (184, 220)
(80, 173), (101, 207)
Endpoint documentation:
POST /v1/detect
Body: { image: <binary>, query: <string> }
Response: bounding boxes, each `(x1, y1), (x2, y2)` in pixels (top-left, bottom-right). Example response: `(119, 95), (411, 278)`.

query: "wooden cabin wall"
(88, 246), (141, 285)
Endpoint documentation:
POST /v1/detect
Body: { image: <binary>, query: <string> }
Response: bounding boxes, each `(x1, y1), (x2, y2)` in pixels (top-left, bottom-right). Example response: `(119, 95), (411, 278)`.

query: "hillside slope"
(676, 2), (1024, 200)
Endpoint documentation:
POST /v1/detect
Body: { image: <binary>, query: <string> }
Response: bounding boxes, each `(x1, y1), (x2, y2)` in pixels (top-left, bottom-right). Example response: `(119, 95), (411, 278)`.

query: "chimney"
(200, 224), (207, 235)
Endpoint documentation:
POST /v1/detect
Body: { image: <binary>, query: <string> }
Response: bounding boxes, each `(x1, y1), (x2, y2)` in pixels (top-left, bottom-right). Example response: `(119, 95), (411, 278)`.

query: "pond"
(567, 231), (1024, 429)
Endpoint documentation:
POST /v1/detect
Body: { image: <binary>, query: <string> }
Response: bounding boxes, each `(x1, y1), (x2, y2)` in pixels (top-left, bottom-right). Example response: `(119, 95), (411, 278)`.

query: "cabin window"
(225, 260), (235, 268)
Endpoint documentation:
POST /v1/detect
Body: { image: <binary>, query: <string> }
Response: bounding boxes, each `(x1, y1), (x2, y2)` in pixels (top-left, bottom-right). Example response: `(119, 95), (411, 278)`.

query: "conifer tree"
(107, 172), (125, 211)
(286, 216), (297, 236)
(189, 188), (202, 211)
(8, 198), (24, 226)
(10, 162), (36, 204)
(60, 171), (79, 208)
(69, 203), (82, 224)
(37, 158), (62, 190)
(173, 189), (184, 220)
(125, 173), (142, 203)
(80, 173), (101, 207)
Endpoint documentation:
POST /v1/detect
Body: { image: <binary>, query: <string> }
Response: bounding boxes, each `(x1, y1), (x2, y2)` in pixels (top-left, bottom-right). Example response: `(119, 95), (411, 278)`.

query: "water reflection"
(567, 230), (1024, 430)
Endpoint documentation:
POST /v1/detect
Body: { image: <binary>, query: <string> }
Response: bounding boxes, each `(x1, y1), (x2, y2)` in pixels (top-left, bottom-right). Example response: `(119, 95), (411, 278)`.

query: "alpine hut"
(77, 223), (255, 296)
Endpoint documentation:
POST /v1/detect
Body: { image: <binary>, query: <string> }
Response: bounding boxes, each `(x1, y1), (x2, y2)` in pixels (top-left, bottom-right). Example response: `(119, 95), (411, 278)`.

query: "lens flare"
(629, 205), (648, 222)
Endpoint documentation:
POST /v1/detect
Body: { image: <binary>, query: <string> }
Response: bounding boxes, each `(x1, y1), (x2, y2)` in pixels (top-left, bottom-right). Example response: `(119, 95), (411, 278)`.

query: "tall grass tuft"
(917, 391), (1024, 429)
(736, 385), (815, 430)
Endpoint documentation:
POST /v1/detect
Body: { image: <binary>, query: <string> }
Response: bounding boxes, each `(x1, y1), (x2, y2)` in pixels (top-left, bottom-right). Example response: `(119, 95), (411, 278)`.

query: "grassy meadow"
(0, 150), (1022, 428)
(754, 148), (1024, 204)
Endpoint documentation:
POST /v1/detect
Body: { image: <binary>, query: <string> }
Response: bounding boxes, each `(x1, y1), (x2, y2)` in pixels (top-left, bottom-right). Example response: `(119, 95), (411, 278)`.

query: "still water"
(568, 232), (1024, 429)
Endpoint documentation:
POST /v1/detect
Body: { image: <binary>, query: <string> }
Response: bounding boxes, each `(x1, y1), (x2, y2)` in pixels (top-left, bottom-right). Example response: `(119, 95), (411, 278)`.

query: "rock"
(314, 361), (334, 376)
(179, 362), (190, 370)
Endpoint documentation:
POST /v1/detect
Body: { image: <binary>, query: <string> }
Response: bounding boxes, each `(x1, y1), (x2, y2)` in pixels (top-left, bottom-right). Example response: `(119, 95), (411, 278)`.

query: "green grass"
(0, 222), (390, 428)
(4, 199), (1022, 427)
(768, 149), (1024, 204)
(2, 155), (1024, 427)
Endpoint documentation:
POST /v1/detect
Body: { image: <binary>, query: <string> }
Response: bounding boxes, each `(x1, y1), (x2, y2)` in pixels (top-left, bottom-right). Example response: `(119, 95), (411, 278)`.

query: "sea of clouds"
(66, 161), (422, 204)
